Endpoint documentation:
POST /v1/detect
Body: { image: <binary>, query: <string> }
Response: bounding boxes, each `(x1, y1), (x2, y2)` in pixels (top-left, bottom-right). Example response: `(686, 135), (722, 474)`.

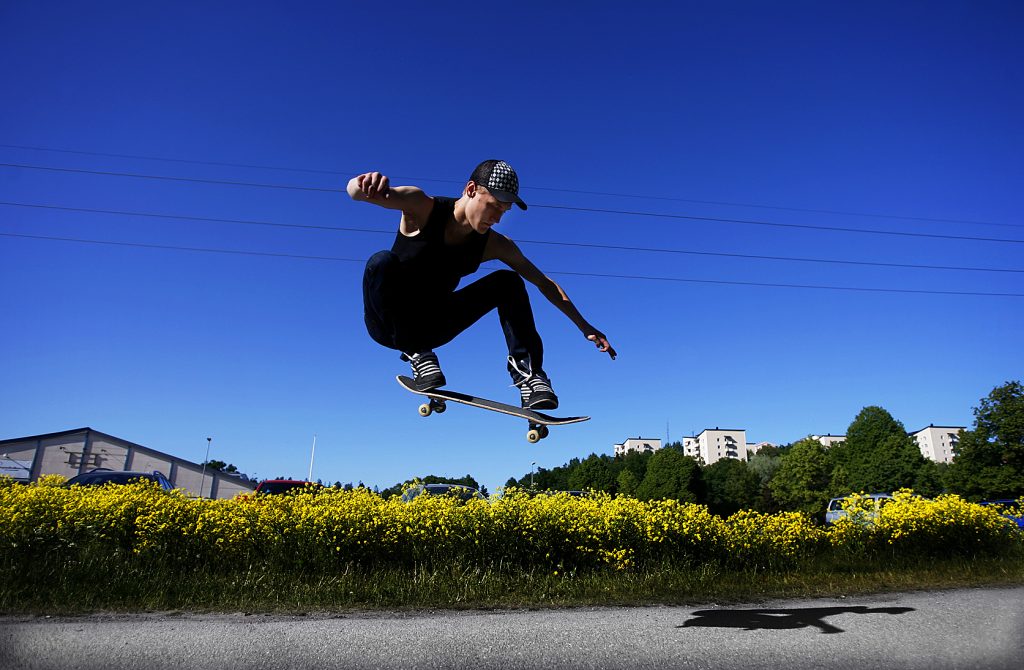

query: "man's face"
(466, 184), (513, 232)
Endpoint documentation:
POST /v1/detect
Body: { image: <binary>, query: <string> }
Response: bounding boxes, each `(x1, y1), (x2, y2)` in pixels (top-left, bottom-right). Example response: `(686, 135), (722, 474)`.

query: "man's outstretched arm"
(347, 171), (433, 232)
(487, 233), (617, 359)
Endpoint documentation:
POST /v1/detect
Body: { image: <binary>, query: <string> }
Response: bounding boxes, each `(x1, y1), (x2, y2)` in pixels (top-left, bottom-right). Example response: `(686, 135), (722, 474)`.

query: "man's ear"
(465, 180), (478, 198)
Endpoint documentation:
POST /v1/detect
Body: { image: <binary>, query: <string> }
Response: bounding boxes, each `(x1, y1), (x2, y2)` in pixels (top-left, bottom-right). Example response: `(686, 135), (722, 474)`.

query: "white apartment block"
(614, 437), (662, 457)
(911, 425), (963, 464)
(747, 441), (778, 455)
(812, 434), (846, 447)
(682, 428), (747, 465)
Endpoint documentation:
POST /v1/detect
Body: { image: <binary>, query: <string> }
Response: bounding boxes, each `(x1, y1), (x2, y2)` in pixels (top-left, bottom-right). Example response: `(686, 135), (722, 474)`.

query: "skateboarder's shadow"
(679, 606), (915, 634)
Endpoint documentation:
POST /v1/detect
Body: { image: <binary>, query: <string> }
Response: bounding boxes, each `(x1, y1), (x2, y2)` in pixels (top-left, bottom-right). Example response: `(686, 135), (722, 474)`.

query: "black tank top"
(390, 196), (490, 294)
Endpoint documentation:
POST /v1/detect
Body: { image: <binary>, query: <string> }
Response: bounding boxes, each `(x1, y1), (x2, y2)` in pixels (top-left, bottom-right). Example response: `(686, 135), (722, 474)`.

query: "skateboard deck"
(396, 375), (589, 443)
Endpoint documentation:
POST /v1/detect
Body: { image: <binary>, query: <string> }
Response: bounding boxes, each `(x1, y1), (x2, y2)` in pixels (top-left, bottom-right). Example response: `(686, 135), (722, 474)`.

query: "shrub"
(1, 483), (1019, 580)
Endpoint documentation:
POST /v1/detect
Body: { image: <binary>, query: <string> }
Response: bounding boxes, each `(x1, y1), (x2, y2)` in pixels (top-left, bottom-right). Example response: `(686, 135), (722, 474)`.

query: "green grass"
(3, 553), (1022, 614)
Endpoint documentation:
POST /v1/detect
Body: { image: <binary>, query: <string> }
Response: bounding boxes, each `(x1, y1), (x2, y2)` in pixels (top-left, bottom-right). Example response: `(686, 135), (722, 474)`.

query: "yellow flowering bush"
(826, 489), (1022, 560)
(872, 489), (1019, 557)
(725, 510), (826, 569)
(0, 480), (1019, 578)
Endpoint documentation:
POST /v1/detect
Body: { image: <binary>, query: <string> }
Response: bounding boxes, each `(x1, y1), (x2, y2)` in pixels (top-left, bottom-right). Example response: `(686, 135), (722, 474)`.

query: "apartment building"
(812, 434), (846, 447)
(614, 437), (662, 457)
(682, 428), (748, 465)
(910, 425), (963, 464)
(747, 441), (778, 455)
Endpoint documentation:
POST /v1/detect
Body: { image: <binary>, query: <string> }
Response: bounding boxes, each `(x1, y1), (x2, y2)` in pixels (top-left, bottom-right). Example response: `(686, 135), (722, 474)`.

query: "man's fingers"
(587, 334), (616, 359)
(360, 172), (388, 198)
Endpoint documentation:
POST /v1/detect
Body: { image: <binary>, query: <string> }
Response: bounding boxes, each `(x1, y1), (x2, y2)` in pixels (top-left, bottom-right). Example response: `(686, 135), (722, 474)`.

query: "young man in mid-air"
(350, 159), (615, 410)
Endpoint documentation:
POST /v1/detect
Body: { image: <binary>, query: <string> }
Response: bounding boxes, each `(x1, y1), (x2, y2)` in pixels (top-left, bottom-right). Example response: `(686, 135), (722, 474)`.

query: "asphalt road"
(2, 586), (1022, 670)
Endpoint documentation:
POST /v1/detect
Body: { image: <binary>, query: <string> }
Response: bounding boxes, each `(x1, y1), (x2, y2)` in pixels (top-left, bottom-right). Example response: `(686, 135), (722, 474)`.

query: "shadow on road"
(678, 606), (915, 634)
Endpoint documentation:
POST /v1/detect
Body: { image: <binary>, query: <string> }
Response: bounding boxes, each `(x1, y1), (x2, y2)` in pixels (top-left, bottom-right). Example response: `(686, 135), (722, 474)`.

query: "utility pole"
(308, 434), (317, 482)
(200, 437), (212, 499)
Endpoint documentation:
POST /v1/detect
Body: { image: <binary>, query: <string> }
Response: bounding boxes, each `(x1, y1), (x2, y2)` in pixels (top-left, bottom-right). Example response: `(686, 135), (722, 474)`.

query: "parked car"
(534, 490), (590, 498)
(979, 500), (1024, 529)
(401, 483), (485, 502)
(64, 468), (173, 491)
(254, 479), (324, 495)
(825, 493), (893, 525)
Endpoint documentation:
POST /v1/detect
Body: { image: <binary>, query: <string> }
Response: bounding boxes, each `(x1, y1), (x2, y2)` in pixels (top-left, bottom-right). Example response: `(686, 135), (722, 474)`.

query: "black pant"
(362, 251), (545, 370)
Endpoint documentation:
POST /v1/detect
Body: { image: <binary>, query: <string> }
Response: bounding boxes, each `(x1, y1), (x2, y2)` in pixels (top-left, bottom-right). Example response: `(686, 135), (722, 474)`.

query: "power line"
(0, 201), (391, 236)
(2, 142), (1019, 229)
(3, 231), (1022, 298)
(0, 143), (344, 177)
(3, 200), (1021, 275)
(548, 269), (1024, 298)
(520, 237), (1024, 274)
(532, 204), (1024, 245)
(527, 188), (1024, 229)
(0, 232), (364, 262)
(3, 161), (1023, 245)
(0, 162), (341, 193)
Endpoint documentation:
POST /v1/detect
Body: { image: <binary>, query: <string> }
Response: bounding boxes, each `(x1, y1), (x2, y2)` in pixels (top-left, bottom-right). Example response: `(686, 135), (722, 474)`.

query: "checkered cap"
(469, 159), (527, 210)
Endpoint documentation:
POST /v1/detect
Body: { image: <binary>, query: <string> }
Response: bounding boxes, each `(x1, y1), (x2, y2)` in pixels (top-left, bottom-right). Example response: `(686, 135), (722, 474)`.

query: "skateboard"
(396, 375), (589, 443)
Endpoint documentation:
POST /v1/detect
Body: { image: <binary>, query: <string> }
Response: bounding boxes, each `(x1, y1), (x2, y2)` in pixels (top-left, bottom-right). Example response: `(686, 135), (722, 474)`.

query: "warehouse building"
(0, 427), (255, 499)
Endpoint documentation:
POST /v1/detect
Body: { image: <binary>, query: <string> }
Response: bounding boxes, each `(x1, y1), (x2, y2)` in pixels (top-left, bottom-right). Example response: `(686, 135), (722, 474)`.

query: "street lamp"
(200, 437), (212, 498)
(531, 461), (536, 490)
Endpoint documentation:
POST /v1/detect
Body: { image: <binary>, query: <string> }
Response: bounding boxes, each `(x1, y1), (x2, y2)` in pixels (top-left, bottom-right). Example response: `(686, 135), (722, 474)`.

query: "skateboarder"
(350, 159), (616, 410)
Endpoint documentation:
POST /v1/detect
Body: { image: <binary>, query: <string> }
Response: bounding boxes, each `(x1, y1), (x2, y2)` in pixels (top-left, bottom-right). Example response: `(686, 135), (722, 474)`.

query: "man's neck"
(449, 196), (474, 241)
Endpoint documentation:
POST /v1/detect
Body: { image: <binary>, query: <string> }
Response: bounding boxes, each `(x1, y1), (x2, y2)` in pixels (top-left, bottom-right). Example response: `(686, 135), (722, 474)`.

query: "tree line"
(504, 380), (1024, 520)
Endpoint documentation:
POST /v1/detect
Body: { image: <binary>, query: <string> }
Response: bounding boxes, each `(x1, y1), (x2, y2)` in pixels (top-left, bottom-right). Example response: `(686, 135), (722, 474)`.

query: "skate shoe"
(401, 350), (446, 391)
(508, 355), (558, 410)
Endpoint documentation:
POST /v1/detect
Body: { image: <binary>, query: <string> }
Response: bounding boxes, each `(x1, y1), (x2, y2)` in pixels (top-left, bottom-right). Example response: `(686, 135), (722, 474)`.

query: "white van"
(825, 493), (893, 524)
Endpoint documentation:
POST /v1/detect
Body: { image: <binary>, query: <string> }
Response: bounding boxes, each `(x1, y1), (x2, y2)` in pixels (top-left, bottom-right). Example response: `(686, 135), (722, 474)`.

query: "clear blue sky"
(2, 1), (1021, 493)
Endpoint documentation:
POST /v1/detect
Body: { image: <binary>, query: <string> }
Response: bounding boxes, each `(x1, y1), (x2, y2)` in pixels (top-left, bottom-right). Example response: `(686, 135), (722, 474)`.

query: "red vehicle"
(254, 479), (324, 495)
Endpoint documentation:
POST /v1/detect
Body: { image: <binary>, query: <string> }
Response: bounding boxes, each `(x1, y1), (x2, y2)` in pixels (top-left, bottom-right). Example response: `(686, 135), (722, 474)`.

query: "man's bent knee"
(489, 269), (527, 294)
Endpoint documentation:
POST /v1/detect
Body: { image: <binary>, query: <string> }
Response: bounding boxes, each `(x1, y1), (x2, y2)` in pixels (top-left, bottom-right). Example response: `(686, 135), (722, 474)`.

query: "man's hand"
(586, 331), (617, 360)
(352, 172), (390, 202)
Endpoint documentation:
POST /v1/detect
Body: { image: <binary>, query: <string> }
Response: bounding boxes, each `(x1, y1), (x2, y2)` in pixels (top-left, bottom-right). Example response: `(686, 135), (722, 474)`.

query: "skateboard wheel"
(433, 400), (447, 414)
(539, 425), (549, 439)
(527, 429), (541, 443)
(418, 403), (432, 417)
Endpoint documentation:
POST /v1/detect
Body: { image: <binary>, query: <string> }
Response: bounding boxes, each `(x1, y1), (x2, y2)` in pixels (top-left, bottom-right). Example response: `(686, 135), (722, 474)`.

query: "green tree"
(828, 463), (851, 497)
(948, 380), (1024, 499)
(616, 468), (639, 496)
(746, 451), (783, 512)
(769, 437), (832, 518)
(202, 460), (238, 474)
(913, 460), (947, 498)
(568, 454), (617, 493)
(747, 452), (782, 487)
(702, 458), (761, 517)
(753, 443), (785, 458)
(635, 449), (701, 502)
(618, 450), (652, 483)
(540, 460), (576, 491)
(831, 406), (924, 492)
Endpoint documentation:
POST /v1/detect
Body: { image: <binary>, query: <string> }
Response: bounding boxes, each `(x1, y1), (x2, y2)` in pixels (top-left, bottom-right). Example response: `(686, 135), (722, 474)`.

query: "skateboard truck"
(417, 398), (447, 417)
